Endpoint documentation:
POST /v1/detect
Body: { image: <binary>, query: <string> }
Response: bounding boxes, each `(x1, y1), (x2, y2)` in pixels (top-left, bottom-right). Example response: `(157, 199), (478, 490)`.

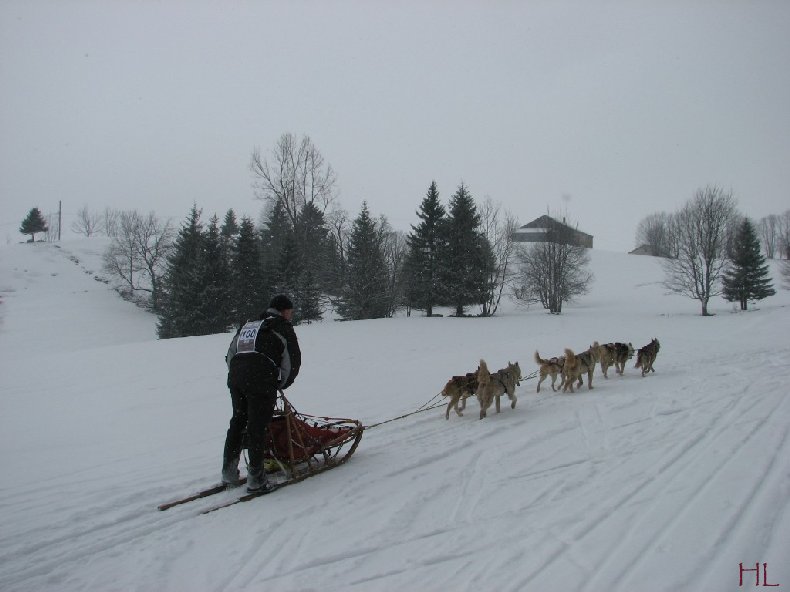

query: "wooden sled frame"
(260, 391), (364, 481)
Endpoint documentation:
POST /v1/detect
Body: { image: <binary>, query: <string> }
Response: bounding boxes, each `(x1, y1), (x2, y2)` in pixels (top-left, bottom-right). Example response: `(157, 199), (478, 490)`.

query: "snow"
(1, 239), (789, 592)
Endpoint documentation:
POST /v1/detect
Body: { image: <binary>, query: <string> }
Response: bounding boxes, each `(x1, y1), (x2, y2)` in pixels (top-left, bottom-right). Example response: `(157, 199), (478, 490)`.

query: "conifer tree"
(157, 205), (206, 338)
(221, 209), (239, 242)
(722, 218), (775, 310)
(338, 202), (390, 320)
(295, 202), (332, 289)
(276, 231), (300, 299)
(260, 200), (291, 294)
(199, 215), (233, 332)
(405, 181), (447, 316)
(439, 184), (492, 316)
(231, 216), (267, 323)
(19, 207), (48, 242)
(294, 268), (323, 324)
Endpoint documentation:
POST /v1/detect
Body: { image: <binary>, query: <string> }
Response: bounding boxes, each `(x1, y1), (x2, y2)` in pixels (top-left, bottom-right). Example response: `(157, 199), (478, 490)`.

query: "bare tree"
(71, 205), (101, 237)
(659, 212), (681, 259)
(781, 259), (790, 290)
(778, 210), (790, 259)
(511, 217), (593, 314)
(104, 211), (142, 296)
(43, 213), (58, 242)
(662, 186), (737, 316)
(479, 197), (518, 316)
(758, 214), (779, 259)
(379, 220), (408, 316)
(635, 211), (674, 257)
(250, 133), (337, 227)
(134, 212), (175, 310)
(103, 210), (174, 309)
(326, 206), (350, 291)
(102, 207), (120, 238)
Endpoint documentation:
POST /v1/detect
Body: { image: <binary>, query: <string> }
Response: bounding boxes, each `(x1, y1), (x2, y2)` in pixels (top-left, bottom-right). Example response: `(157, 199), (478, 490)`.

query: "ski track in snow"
(1, 241), (788, 591)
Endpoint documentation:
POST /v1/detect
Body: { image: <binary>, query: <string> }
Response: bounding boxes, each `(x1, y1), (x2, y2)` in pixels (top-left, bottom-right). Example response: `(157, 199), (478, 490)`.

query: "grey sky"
(2, 1), (789, 251)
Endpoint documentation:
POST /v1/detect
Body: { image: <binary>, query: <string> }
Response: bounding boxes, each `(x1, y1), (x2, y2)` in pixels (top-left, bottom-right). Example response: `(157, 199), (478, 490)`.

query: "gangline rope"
(363, 369), (538, 430)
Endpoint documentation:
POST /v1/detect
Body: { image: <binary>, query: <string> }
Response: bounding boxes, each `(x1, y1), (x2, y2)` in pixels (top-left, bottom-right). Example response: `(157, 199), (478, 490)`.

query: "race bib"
(236, 320), (263, 355)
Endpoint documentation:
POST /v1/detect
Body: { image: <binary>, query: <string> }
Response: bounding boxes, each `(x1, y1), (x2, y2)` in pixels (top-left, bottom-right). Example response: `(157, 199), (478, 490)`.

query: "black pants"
(223, 357), (279, 469)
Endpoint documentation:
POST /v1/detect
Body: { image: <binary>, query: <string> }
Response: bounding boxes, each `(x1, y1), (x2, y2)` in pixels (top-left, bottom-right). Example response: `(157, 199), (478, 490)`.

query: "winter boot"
(221, 456), (241, 486)
(246, 465), (272, 494)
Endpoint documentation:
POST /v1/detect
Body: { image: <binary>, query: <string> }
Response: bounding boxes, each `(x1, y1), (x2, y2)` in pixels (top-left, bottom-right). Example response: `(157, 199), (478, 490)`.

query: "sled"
(259, 392), (364, 480)
(157, 391), (363, 512)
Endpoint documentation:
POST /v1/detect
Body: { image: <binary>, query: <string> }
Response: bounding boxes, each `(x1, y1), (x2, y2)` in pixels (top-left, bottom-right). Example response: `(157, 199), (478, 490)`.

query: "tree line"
(7, 133), (636, 333)
(636, 203), (790, 261)
(153, 181), (517, 338)
(635, 186), (781, 315)
(25, 133), (784, 331)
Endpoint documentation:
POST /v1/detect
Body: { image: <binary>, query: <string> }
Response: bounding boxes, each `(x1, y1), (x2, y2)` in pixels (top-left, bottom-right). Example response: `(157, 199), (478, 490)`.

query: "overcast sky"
(2, 1), (789, 251)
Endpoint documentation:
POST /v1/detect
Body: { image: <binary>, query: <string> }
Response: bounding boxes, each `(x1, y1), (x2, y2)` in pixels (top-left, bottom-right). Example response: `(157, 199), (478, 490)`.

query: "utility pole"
(58, 200), (62, 241)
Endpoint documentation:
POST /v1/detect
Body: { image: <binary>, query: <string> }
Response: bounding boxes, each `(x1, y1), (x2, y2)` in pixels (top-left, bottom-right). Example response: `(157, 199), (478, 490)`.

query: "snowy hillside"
(1, 239), (789, 592)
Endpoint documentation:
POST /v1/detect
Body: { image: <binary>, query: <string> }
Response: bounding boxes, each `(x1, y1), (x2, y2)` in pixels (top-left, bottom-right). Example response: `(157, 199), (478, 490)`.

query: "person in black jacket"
(222, 294), (302, 493)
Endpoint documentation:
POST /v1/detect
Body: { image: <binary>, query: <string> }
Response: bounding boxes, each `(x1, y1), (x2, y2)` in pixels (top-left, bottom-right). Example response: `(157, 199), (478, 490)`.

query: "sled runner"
(158, 392), (363, 512)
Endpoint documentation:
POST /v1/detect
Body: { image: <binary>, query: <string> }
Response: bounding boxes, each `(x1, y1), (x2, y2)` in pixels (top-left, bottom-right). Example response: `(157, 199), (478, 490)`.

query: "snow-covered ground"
(1, 239), (788, 592)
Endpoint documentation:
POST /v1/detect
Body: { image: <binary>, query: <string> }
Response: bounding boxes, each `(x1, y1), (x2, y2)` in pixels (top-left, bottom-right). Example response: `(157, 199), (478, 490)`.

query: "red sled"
(260, 392), (364, 481)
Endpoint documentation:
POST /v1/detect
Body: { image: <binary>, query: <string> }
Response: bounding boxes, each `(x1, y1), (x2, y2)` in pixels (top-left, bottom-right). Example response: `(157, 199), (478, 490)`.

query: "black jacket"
(257, 308), (301, 389)
(227, 309), (301, 390)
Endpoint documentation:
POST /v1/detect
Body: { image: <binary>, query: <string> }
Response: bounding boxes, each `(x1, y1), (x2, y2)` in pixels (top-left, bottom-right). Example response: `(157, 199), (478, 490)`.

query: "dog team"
(442, 338), (660, 420)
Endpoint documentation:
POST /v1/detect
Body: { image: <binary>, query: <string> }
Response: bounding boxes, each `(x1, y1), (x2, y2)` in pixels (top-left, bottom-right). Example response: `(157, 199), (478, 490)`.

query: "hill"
(1, 239), (789, 591)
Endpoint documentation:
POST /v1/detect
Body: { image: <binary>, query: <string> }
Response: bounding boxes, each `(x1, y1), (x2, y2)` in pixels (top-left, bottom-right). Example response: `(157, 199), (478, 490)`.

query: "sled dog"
(441, 371), (478, 420)
(534, 351), (565, 393)
(561, 342), (600, 393)
(635, 338), (660, 377)
(599, 342), (635, 378)
(476, 360), (521, 420)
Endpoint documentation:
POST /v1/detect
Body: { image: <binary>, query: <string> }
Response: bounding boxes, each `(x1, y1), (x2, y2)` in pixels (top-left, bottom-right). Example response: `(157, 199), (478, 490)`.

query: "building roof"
(515, 215), (593, 239)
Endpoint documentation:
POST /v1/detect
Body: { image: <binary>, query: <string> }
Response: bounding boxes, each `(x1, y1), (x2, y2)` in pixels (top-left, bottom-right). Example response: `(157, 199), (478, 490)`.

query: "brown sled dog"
(441, 371), (478, 419)
(476, 359), (521, 419)
(635, 338), (660, 377)
(599, 342), (635, 378)
(561, 342), (600, 393)
(534, 351), (565, 393)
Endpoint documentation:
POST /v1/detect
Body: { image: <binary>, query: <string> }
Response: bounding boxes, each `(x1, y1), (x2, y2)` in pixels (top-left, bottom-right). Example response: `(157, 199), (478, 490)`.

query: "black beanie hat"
(269, 294), (294, 312)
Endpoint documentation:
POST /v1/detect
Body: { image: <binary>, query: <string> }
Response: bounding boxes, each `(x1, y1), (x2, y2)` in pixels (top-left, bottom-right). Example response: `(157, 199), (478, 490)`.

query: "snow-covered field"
(1, 239), (788, 592)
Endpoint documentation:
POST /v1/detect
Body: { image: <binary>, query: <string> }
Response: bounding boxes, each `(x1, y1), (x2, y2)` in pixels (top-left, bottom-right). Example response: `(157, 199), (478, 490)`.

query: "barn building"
(512, 215), (593, 248)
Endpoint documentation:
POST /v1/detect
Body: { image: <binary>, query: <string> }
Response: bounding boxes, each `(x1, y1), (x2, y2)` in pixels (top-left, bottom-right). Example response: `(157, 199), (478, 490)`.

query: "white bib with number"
(236, 320), (263, 355)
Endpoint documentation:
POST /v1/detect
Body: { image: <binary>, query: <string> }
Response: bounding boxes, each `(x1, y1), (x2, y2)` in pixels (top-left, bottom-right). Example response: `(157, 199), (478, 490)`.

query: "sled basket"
(258, 393), (363, 479)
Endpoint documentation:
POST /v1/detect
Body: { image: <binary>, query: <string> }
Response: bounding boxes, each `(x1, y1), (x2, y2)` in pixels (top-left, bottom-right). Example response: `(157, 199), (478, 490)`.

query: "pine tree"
(338, 203), (390, 320)
(221, 209), (239, 242)
(439, 184), (492, 316)
(276, 231), (300, 300)
(157, 205), (206, 338)
(325, 233), (346, 297)
(231, 216), (267, 323)
(260, 200), (291, 295)
(265, 202), (333, 324)
(295, 202), (332, 289)
(19, 207), (49, 242)
(722, 218), (775, 310)
(405, 181), (447, 316)
(199, 215), (233, 332)
(294, 268), (323, 324)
